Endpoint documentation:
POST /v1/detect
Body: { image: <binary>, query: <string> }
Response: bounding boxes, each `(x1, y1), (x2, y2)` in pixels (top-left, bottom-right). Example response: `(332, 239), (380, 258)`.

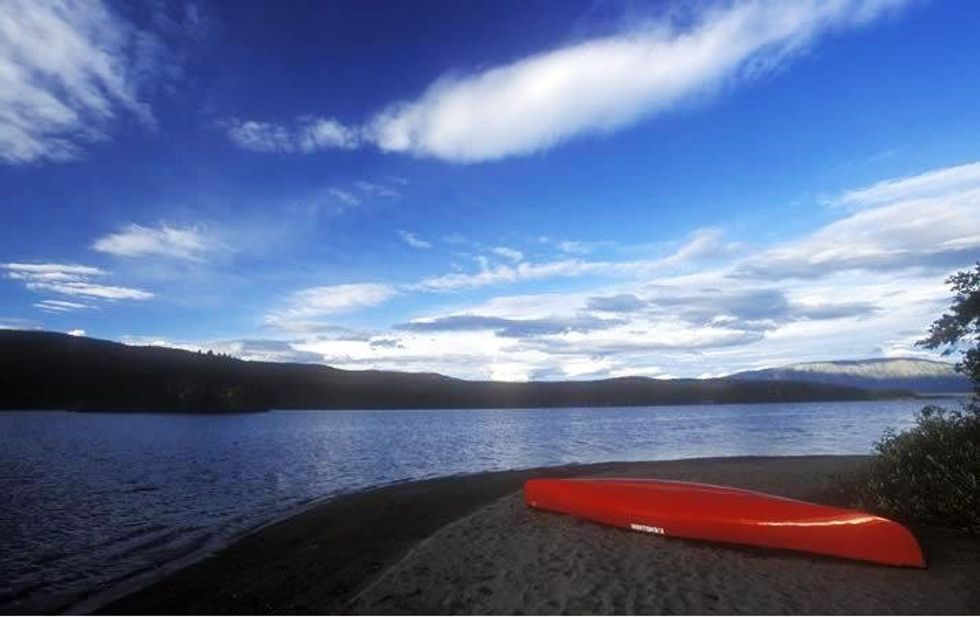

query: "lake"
(0, 399), (953, 613)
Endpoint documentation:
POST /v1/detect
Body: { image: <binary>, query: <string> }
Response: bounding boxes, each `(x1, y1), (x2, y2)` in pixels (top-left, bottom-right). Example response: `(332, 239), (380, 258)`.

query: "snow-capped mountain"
(731, 358), (972, 394)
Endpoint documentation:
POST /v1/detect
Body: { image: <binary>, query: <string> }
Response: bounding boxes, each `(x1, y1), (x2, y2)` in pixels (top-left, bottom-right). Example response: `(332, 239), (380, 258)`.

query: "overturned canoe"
(524, 478), (925, 568)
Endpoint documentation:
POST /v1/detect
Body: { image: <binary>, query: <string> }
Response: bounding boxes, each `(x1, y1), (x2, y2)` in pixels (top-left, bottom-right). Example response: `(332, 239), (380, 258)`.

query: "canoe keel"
(524, 478), (925, 568)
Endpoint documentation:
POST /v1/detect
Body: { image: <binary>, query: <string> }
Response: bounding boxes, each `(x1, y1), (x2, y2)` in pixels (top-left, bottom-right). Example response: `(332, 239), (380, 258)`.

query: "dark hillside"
(0, 330), (902, 412)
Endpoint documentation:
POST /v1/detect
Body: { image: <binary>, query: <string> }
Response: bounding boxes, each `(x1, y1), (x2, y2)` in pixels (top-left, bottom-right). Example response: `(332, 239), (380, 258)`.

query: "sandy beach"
(99, 456), (980, 615)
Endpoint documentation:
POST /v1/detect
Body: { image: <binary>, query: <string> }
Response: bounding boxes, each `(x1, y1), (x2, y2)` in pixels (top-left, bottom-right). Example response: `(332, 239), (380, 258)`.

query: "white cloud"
(328, 188), (361, 206)
(414, 259), (611, 291)
(399, 230), (432, 249)
(354, 180), (400, 198)
(227, 159), (977, 380)
(28, 280), (153, 300)
(324, 180), (400, 209)
(2, 262), (153, 300)
(123, 336), (324, 364)
(835, 160), (980, 207)
(443, 233), (468, 244)
(3, 262), (104, 280)
(740, 162), (980, 278)
(225, 116), (359, 153)
(663, 227), (729, 263)
(491, 246), (523, 262)
(291, 329), (556, 381)
(92, 224), (216, 260)
(67, 328), (86, 336)
(557, 240), (591, 255)
(344, 265), (946, 380)
(265, 283), (397, 332)
(35, 299), (93, 313)
(166, 264), (954, 382)
(367, 0), (904, 162)
(0, 0), (159, 164)
(413, 227), (727, 291)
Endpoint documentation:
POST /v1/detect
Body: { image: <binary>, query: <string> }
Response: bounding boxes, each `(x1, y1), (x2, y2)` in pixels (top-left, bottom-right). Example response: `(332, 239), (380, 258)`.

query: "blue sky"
(1, 0), (979, 380)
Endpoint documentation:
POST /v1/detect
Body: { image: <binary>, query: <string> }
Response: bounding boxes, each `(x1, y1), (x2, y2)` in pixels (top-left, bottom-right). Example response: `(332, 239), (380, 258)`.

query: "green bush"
(854, 404), (980, 532)
(840, 263), (980, 532)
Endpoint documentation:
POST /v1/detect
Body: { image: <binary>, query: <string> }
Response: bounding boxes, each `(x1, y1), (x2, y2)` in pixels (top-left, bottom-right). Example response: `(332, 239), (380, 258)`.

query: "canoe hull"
(524, 478), (925, 568)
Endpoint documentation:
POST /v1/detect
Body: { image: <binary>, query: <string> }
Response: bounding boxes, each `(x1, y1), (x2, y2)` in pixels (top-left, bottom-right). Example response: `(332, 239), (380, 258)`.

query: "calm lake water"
(0, 399), (954, 613)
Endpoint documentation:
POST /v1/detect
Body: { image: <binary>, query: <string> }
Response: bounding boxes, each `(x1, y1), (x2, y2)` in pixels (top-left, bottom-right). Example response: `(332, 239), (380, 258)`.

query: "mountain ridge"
(0, 330), (908, 412)
(731, 358), (970, 394)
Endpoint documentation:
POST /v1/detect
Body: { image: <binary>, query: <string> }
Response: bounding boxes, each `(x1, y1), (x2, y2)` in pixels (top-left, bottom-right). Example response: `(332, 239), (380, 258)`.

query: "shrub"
(840, 264), (980, 532)
(850, 404), (980, 532)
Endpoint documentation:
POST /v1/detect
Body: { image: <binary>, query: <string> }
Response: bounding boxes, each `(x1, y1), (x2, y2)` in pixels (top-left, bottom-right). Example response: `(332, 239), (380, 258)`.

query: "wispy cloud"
(327, 188), (361, 207)
(123, 336), (325, 364)
(443, 233), (468, 244)
(198, 156), (978, 381)
(397, 313), (626, 338)
(2, 262), (152, 300)
(398, 230), (432, 249)
(835, 160), (980, 207)
(221, 1), (905, 164)
(3, 263), (104, 280)
(354, 180), (400, 199)
(739, 161), (980, 278)
(92, 224), (217, 260)
(414, 258), (613, 291)
(224, 116), (359, 153)
(35, 299), (94, 313)
(366, 0), (905, 162)
(413, 227), (726, 291)
(264, 283), (397, 332)
(324, 180), (402, 210)
(557, 240), (592, 255)
(491, 246), (523, 262)
(0, 0), (164, 164)
(586, 293), (647, 313)
(189, 263), (945, 382)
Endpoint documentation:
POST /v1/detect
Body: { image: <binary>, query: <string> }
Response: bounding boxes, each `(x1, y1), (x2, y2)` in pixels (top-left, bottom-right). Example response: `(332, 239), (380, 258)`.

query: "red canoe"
(524, 478), (925, 568)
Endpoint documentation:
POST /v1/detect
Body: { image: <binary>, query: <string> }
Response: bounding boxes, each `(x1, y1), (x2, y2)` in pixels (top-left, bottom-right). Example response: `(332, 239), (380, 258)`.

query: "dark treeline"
(0, 330), (903, 412)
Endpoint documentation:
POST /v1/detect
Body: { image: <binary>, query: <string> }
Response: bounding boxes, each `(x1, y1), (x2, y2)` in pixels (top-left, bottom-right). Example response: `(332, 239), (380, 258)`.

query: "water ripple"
(0, 400), (944, 613)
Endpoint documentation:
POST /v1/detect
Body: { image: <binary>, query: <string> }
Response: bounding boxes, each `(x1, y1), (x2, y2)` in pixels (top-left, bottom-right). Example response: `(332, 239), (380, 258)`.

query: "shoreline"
(92, 458), (687, 615)
(93, 454), (980, 615)
(4, 389), (943, 414)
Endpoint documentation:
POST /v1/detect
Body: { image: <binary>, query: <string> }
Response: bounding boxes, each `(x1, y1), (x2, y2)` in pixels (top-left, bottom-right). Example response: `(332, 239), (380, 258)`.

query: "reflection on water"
(0, 399), (948, 612)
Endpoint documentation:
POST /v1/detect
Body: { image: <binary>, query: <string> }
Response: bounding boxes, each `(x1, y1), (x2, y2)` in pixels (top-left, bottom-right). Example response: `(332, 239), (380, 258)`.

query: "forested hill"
(0, 330), (905, 412)
(732, 358), (970, 394)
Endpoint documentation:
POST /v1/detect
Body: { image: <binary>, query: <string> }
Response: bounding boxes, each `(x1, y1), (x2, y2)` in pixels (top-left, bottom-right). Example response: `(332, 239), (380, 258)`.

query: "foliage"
(918, 262), (980, 396)
(844, 263), (980, 531)
(857, 405), (980, 532)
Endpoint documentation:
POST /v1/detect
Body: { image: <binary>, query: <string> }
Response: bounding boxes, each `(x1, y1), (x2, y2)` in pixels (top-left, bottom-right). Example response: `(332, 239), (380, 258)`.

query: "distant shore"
(3, 330), (924, 414)
(96, 455), (979, 615)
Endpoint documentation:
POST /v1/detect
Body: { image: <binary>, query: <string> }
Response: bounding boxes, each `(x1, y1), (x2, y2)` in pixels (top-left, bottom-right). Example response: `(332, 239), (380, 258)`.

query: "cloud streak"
(0, 0), (162, 164)
(224, 116), (359, 153)
(397, 313), (627, 338)
(412, 227), (728, 291)
(739, 162), (980, 279)
(255, 159), (976, 380)
(264, 283), (397, 332)
(2, 262), (152, 300)
(35, 299), (94, 313)
(92, 224), (217, 260)
(224, 1), (905, 163)
(835, 160), (980, 207)
(398, 230), (432, 250)
(367, 0), (905, 162)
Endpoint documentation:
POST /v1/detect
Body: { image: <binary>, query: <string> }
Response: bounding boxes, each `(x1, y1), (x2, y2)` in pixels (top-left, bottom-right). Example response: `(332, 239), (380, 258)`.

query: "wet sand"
(99, 456), (980, 614)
